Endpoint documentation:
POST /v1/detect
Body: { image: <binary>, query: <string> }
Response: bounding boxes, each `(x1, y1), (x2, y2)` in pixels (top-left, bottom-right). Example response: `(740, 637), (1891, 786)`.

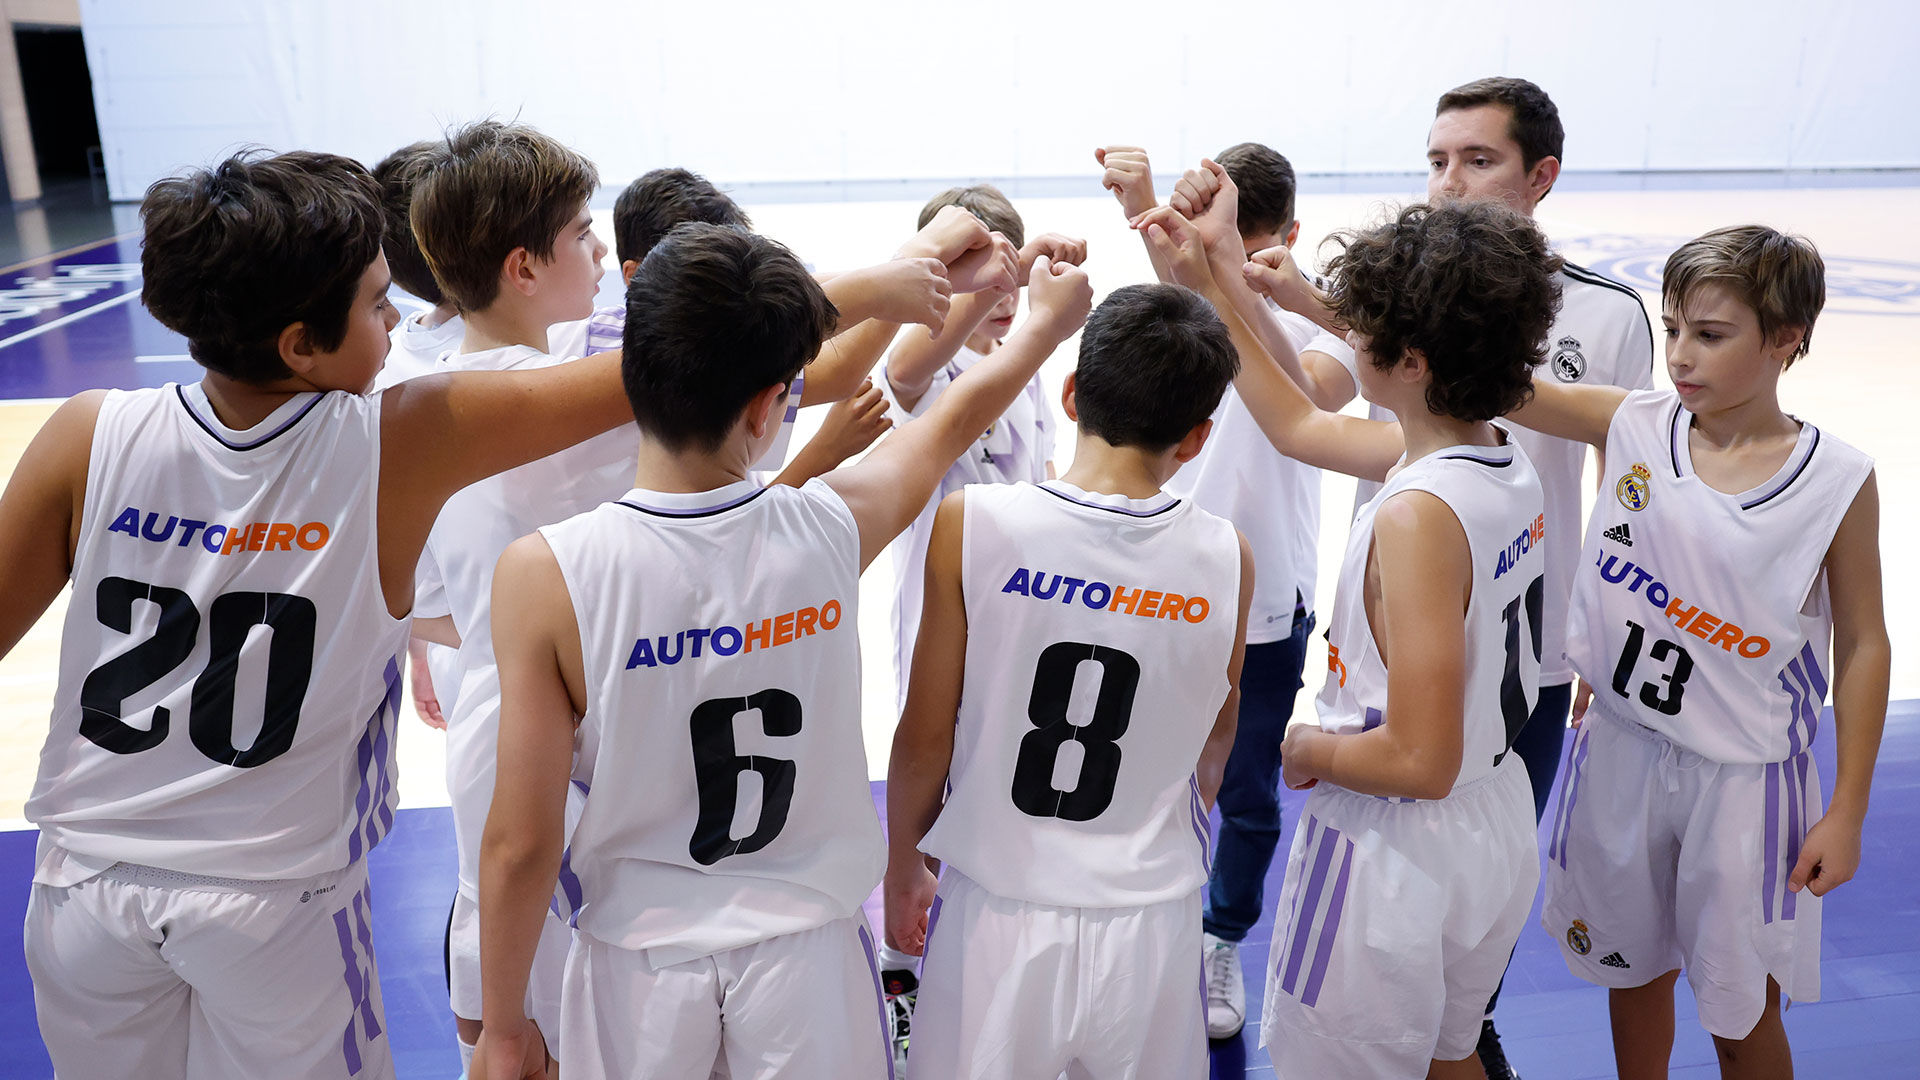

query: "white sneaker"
(1203, 932), (1247, 1039)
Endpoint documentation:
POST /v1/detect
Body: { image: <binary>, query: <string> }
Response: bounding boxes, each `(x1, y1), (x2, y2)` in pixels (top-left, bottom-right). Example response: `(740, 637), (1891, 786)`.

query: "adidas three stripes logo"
(1603, 523), (1633, 547)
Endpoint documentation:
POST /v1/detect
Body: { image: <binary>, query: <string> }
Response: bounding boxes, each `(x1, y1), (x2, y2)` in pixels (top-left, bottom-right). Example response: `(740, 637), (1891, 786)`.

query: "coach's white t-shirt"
(1315, 262), (1654, 683)
(30, 384), (408, 883)
(1167, 305), (1323, 640)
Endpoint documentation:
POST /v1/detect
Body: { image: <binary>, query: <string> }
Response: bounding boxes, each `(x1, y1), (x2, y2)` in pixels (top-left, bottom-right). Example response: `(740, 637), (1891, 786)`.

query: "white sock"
(877, 943), (920, 973)
(458, 1036), (476, 1077)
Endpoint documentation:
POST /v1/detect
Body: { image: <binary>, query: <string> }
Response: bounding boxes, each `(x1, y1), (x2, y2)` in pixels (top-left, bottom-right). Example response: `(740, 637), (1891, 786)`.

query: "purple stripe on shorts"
(352, 887), (383, 1039)
(1300, 835), (1355, 1007)
(856, 923), (897, 1080)
(1789, 655), (1819, 750)
(1779, 667), (1806, 759)
(1783, 753), (1809, 921)
(1802, 642), (1829, 706)
(924, 894), (945, 957)
(553, 845), (584, 923)
(1274, 816), (1322, 988)
(1190, 794), (1212, 878)
(1552, 729), (1591, 869)
(1763, 761), (1781, 924)
(348, 722), (374, 864)
(1281, 823), (1339, 996)
(1361, 706), (1384, 733)
(332, 904), (368, 1075)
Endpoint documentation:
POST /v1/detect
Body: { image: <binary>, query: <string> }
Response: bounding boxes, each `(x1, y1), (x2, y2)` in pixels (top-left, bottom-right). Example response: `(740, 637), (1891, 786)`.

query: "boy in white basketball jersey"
(1513, 227), (1888, 1079)
(0, 150), (641, 1080)
(473, 224), (1093, 1079)
(407, 123), (965, 1072)
(883, 283), (1254, 1078)
(1139, 188), (1561, 1078)
(1098, 139), (1334, 1040)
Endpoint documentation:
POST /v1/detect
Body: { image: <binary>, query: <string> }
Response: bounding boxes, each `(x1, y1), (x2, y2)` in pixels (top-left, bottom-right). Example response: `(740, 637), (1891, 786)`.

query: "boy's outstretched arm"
(770, 379), (892, 487)
(883, 492), (968, 955)
(1136, 207), (1403, 482)
(376, 351), (634, 614)
(824, 257), (1093, 571)
(1504, 378), (1626, 449)
(1792, 472), (1889, 898)
(1096, 145), (1173, 282)
(473, 534), (582, 1079)
(806, 257), (953, 403)
(1196, 534), (1256, 808)
(883, 235), (1020, 411)
(1243, 242), (1348, 341)
(0, 391), (101, 662)
(1282, 492), (1472, 801)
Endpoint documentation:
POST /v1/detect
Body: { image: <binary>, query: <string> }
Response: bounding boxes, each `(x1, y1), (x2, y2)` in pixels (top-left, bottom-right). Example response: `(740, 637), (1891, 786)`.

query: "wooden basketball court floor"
(0, 175), (1912, 1077)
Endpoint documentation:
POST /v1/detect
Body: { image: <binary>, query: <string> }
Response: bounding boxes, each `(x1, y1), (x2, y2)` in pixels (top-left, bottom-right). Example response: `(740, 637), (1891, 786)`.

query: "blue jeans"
(1201, 612), (1315, 943)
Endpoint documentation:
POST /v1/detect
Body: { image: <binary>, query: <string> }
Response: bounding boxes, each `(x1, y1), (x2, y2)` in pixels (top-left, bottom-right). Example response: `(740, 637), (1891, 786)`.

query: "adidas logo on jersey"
(1603, 523), (1633, 547)
(1599, 952), (1631, 969)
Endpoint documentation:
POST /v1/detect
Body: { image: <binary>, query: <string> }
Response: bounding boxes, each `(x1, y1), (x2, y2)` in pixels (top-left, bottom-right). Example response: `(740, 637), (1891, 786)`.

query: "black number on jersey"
(1010, 642), (1139, 822)
(688, 689), (802, 865)
(1610, 619), (1694, 716)
(1493, 575), (1546, 768)
(79, 577), (316, 767)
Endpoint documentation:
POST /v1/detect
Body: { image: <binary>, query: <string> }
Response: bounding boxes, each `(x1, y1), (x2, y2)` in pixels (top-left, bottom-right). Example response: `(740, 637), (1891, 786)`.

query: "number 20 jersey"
(921, 480), (1241, 909)
(541, 479), (882, 965)
(28, 385), (407, 881)
(1317, 434), (1546, 795)
(1567, 390), (1872, 764)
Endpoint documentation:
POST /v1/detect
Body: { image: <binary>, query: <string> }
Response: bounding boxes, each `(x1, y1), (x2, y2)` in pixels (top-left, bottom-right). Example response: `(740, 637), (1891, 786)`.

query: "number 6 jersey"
(1566, 390), (1873, 764)
(540, 478), (882, 966)
(920, 480), (1241, 909)
(28, 384), (407, 882)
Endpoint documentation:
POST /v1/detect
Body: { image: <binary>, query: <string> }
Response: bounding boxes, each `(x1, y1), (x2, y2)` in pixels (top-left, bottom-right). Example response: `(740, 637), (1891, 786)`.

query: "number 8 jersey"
(540, 478), (882, 966)
(28, 385), (408, 882)
(920, 480), (1241, 909)
(1566, 390), (1873, 764)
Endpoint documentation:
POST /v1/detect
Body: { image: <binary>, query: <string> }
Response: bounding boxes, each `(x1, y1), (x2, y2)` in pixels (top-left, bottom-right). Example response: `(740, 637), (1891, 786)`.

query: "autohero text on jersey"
(1596, 551), (1771, 659)
(625, 597), (845, 670)
(107, 505), (331, 555)
(999, 566), (1213, 623)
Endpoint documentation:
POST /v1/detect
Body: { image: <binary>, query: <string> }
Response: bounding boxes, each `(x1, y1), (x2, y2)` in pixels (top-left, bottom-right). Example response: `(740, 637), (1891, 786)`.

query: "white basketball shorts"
(559, 914), (892, 1079)
(447, 888), (570, 1040)
(25, 854), (393, 1080)
(910, 868), (1206, 1080)
(1542, 705), (1822, 1039)
(1261, 755), (1537, 1077)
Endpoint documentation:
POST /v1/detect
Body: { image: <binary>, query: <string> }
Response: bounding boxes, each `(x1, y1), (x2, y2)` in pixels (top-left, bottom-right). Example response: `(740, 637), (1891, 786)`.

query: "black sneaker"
(882, 967), (917, 1077)
(1477, 1017), (1521, 1080)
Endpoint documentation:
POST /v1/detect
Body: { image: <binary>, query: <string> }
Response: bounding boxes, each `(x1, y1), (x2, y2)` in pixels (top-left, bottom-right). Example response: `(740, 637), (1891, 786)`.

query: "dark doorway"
(15, 27), (101, 182)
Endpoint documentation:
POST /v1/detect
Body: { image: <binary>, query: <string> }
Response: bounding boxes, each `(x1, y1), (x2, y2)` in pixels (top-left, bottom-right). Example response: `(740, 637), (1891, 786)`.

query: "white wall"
(80, 0), (1920, 201)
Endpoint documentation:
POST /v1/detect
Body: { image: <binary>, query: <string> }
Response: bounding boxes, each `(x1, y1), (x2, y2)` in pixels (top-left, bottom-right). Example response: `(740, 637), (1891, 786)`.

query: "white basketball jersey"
(920, 480), (1241, 908)
(1317, 431), (1546, 795)
(543, 479), (882, 964)
(1567, 390), (1871, 764)
(373, 307), (462, 390)
(27, 384), (407, 881)
(1167, 303), (1322, 639)
(428, 343), (638, 900)
(1329, 263), (1654, 682)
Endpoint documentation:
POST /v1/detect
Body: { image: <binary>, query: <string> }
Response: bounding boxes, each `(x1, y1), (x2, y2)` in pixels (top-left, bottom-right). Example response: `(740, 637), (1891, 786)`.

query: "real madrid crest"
(1567, 918), (1593, 956)
(1550, 335), (1587, 382)
(1616, 463), (1652, 512)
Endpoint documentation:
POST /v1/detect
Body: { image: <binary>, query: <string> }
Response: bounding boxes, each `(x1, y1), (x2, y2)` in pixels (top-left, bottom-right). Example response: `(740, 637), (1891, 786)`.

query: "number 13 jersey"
(1318, 431), (1546, 795)
(921, 480), (1241, 909)
(28, 385), (407, 882)
(541, 478), (882, 966)
(1567, 390), (1872, 764)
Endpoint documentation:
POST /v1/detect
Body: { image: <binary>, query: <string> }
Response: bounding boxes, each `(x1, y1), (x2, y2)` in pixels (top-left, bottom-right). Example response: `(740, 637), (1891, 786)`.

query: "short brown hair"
(141, 150), (383, 384)
(371, 140), (444, 305)
(1662, 226), (1824, 364)
(1326, 201), (1563, 422)
(1215, 142), (1296, 239)
(1437, 77), (1564, 183)
(411, 120), (599, 313)
(917, 184), (1024, 250)
(613, 168), (751, 266)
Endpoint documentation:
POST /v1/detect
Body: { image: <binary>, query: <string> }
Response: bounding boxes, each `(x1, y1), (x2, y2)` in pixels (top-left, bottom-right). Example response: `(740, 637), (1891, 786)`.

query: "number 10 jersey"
(921, 480), (1241, 909)
(541, 479), (882, 966)
(28, 385), (407, 882)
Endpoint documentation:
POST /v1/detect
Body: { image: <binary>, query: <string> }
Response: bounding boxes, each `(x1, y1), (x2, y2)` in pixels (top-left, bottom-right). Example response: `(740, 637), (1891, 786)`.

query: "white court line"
(135, 354), (195, 364)
(0, 288), (140, 352)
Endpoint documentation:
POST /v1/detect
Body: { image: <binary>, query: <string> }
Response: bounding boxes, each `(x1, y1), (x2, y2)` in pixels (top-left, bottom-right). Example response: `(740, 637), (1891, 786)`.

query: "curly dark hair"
(1324, 202), (1562, 422)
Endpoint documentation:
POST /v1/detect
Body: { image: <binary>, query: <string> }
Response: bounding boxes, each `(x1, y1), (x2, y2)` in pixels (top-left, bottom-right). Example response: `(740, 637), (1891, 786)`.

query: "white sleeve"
(413, 544), (451, 620)
(1304, 329), (1359, 383)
